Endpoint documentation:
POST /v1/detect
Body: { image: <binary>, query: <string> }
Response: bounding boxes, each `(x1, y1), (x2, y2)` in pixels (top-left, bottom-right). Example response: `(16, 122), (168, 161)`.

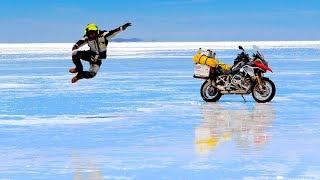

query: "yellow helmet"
(84, 23), (99, 36)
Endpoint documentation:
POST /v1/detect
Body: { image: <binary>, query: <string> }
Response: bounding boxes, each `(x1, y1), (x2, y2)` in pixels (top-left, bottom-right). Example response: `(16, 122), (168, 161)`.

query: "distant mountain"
(113, 38), (143, 42)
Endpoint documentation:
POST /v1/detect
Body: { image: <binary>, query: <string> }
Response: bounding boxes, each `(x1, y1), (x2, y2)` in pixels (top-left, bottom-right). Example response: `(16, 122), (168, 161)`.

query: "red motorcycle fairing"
(253, 61), (273, 72)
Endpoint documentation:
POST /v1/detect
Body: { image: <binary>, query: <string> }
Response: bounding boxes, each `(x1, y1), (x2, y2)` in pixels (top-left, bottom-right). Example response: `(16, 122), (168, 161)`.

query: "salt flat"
(0, 42), (319, 179)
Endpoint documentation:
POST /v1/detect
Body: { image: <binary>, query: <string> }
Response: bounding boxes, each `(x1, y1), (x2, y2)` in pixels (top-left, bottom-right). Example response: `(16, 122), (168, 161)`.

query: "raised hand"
(122, 22), (132, 30)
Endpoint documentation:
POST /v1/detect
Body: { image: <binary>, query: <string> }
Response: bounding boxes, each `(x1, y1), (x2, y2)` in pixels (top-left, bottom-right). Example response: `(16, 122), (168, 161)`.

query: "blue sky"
(0, 0), (319, 42)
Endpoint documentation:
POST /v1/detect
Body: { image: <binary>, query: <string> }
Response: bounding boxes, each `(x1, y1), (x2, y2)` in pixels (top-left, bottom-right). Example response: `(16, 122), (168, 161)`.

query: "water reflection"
(72, 153), (104, 180)
(195, 103), (276, 155)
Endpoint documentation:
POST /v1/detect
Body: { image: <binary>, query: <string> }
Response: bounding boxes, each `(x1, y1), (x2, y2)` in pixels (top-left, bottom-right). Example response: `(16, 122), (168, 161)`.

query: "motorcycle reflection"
(72, 153), (104, 180)
(195, 103), (276, 155)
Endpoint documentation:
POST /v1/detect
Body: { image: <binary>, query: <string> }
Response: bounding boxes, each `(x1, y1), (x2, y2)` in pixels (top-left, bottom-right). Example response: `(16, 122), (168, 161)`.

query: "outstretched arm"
(104, 23), (132, 41)
(72, 37), (88, 50)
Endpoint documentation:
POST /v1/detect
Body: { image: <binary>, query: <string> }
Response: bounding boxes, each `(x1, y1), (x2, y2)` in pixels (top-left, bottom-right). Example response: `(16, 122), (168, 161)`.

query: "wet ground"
(0, 42), (319, 179)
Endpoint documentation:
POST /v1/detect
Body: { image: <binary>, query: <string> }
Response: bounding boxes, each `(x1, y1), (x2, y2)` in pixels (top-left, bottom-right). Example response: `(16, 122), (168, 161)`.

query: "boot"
(69, 67), (77, 73)
(71, 75), (80, 83)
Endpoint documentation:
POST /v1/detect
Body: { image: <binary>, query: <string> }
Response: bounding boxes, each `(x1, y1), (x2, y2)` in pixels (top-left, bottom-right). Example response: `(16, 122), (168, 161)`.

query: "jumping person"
(70, 22), (132, 83)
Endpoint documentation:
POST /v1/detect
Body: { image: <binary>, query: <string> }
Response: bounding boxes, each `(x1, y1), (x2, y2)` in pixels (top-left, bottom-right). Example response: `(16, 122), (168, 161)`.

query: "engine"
(231, 73), (252, 91)
(231, 74), (243, 87)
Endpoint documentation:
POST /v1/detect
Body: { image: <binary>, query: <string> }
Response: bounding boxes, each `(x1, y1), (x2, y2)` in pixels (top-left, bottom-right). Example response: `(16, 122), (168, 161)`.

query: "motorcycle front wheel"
(252, 77), (276, 103)
(200, 80), (222, 102)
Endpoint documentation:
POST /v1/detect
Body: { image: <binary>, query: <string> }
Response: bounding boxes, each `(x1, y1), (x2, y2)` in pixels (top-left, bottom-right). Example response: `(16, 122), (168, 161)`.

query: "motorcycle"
(194, 45), (276, 103)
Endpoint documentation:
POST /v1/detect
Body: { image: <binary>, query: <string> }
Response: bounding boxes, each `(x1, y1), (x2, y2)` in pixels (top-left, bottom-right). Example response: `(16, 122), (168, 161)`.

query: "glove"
(122, 22), (132, 30)
(72, 45), (78, 51)
(91, 55), (99, 62)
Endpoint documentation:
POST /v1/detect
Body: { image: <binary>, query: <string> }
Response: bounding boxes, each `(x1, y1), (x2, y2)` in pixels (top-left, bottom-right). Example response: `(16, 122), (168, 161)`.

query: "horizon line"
(1, 40), (320, 44)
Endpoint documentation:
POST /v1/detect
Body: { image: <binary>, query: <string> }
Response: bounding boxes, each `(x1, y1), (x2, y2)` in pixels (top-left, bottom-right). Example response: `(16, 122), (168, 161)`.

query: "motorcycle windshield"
(253, 45), (265, 59)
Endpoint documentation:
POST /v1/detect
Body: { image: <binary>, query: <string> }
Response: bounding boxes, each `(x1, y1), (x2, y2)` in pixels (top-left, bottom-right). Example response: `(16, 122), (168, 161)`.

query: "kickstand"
(241, 95), (247, 103)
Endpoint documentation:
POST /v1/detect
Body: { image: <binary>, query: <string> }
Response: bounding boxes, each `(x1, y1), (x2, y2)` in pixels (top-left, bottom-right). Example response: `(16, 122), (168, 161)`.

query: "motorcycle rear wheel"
(200, 80), (222, 102)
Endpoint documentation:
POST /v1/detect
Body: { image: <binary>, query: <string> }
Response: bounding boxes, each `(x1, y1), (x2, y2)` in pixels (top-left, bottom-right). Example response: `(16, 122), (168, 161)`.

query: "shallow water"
(0, 42), (320, 179)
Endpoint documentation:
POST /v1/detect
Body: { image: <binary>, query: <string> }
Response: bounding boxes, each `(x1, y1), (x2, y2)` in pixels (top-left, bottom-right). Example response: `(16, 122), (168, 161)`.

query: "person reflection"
(195, 103), (276, 155)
